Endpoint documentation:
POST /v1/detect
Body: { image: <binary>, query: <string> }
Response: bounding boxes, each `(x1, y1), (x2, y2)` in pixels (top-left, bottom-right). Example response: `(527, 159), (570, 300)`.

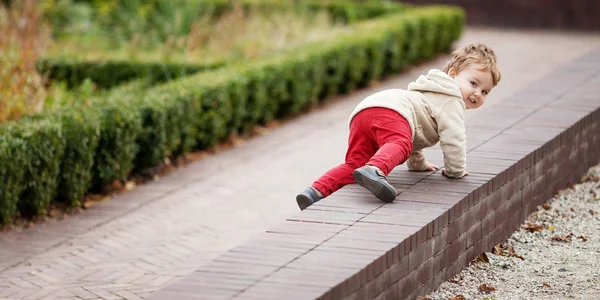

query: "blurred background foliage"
(1, 0), (348, 121)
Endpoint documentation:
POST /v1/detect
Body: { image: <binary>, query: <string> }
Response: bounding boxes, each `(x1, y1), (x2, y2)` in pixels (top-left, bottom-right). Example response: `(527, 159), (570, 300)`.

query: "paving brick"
(66, 287), (98, 300)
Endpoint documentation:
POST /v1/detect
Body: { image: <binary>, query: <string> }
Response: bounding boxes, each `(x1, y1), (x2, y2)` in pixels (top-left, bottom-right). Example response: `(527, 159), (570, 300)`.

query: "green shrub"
(0, 134), (27, 224)
(361, 32), (387, 84)
(194, 83), (233, 149)
(56, 108), (101, 207)
(341, 38), (369, 93)
(37, 58), (222, 89)
(3, 119), (65, 216)
(91, 104), (142, 190)
(248, 71), (273, 126)
(260, 61), (289, 121)
(276, 54), (316, 116)
(318, 43), (350, 100)
(133, 97), (168, 170)
(162, 91), (199, 156)
(222, 73), (250, 135)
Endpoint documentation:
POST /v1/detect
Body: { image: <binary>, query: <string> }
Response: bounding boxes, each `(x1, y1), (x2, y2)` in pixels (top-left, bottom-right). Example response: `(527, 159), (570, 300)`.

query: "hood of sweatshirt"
(407, 69), (464, 101)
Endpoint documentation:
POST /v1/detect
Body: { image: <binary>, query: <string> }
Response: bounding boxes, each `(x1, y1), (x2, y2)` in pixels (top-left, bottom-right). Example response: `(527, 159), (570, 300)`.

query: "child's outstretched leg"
(353, 108), (413, 203)
(296, 110), (380, 210)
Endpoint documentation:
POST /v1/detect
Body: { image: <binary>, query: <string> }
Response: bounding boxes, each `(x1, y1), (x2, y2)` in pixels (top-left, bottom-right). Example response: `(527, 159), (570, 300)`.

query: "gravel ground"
(426, 164), (600, 300)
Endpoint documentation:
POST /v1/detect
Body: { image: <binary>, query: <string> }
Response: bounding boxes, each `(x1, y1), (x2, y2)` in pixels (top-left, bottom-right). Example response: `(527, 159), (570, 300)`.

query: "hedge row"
(38, 0), (408, 89)
(0, 5), (465, 224)
(36, 59), (224, 90)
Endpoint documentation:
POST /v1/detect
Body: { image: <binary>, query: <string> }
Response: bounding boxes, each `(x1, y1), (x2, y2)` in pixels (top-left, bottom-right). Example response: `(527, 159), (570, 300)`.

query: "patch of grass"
(45, 2), (348, 64)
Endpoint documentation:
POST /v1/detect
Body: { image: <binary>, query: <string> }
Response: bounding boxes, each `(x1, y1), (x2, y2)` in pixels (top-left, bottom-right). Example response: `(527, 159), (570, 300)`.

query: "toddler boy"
(296, 42), (501, 210)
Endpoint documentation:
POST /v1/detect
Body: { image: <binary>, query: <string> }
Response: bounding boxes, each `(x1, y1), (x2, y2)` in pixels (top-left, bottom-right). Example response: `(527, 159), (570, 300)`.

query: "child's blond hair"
(443, 42), (501, 86)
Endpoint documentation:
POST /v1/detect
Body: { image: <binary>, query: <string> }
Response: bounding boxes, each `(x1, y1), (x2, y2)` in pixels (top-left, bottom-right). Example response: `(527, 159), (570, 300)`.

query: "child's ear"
(448, 67), (457, 78)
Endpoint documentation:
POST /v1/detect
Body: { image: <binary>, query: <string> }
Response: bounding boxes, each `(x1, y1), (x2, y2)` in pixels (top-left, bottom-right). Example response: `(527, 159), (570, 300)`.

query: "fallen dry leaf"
(543, 282), (552, 288)
(493, 243), (525, 260)
(521, 222), (544, 232)
(416, 295), (432, 300)
(493, 244), (503, 255)
(450, 295), (466, 300)
(578, 235), (588, 242)
(511, 252), (525, 260)
(542, 203), (551, 210)
(590, 210), (596, 216)
(479, 284), (496, 292)
(473, 252), (490, 263)
(583, 175), (600, 182)
(551, 235), (570, 242)
(551, 233), (574, 242)
(570, 207), (576, 212)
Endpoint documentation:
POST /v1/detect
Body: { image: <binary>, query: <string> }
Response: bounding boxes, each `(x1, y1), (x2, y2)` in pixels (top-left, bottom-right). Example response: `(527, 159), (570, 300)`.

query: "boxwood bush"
(0, 134), (27, 224)
(56, 108), (101, 207)
(37, 59), (224, 90)
(2, 119), (65, 217)
(91, 103), (142, 191)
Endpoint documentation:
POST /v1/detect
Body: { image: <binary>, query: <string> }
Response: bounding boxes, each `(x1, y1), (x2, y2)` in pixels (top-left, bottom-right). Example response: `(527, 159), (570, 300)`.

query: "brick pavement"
(1, 28), (600, 300)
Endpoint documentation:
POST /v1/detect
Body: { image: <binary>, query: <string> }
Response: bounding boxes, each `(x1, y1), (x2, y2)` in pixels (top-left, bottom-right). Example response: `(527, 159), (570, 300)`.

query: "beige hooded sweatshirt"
(348, 69), (467, 178)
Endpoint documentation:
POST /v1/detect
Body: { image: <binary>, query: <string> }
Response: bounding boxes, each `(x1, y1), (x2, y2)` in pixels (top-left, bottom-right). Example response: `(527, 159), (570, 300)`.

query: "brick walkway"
(1, 28), (599, 300)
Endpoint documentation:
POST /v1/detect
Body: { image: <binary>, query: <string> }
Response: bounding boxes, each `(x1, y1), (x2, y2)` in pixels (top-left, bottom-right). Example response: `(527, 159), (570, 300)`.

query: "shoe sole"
(296, 194), (313, 210)
(353, 169), (397, 203)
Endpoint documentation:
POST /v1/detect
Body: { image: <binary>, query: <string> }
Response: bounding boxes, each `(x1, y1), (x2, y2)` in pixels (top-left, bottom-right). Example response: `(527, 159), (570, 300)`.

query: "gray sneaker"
(296, 187), (323, 210)
(353, 166), (397, 203)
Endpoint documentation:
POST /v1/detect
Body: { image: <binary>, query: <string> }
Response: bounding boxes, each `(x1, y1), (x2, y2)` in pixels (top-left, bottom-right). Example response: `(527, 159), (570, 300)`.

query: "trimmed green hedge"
(91, 103), (142, 190)
(2, 119), (65, 217)
(0, 134), (27, 223)
(56, 108), (101, 207)
(0, 4), (465, 224)
(37, 59), (224, 90)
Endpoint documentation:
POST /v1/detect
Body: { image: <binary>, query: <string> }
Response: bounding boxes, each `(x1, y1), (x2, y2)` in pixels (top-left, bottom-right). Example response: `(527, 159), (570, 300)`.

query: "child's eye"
(482, 90), (489, 95)
(470, 81), (476, 87)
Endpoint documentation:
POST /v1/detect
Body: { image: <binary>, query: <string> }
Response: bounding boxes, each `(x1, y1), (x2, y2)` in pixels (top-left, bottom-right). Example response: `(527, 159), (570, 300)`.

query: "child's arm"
(407, 150), (436, 171)
(437, 101), (467, 178)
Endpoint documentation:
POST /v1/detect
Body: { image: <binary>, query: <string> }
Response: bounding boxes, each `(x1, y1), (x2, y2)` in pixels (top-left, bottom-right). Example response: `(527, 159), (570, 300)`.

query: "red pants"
(313, 107), (413, 196)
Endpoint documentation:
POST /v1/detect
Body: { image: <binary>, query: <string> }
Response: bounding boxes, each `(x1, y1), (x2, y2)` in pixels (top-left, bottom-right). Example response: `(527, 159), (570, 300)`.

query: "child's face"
(449, 64), (495, 109)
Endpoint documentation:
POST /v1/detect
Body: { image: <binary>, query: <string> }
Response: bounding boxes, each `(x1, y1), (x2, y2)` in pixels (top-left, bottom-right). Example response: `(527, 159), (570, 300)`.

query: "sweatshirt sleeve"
(407, 149), (430, 171)
(437, 100), (467, 178)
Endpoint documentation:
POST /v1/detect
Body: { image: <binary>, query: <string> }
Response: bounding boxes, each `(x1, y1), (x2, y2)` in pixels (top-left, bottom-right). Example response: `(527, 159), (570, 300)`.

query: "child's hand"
(441, 169), (469, 178)
(425, 164), (439, 171)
